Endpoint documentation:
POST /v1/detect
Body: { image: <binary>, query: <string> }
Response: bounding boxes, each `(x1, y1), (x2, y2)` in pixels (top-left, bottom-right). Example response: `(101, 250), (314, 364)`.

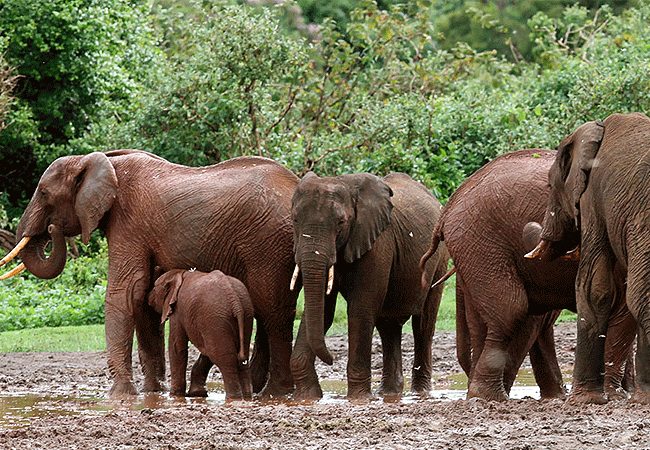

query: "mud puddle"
(0, 368), (563, 428)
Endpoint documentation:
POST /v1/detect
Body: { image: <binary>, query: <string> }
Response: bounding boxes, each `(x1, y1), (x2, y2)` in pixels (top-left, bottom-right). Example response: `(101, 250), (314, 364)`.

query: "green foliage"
(0, 239), (108, 332)
(0, 0), (162, 210)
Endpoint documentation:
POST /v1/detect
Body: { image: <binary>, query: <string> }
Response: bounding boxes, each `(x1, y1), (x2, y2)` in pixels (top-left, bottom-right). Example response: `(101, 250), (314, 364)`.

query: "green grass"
(0, 324), (106, 353)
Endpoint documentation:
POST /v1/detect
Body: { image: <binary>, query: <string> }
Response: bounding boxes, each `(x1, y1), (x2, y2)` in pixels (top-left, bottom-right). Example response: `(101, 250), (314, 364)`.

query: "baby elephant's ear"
(160, 271), (184, 323)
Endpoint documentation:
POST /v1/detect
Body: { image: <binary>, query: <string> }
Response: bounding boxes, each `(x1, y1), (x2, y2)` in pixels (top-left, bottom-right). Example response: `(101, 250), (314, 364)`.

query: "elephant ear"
(74, 152), (118, 245)
(557, 120), (604, 218)
(340, 173), (393, 263)
(158, 270), (185, 324)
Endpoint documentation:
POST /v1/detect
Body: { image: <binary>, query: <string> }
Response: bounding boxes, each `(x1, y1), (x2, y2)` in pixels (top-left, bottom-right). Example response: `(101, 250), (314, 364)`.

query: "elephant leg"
(135, 301), (166, 393)
(466, 274), (528, 402)
(168, 322), (189, 397)
(375, 317), (404, 396)
(218, 355), (244, 401)
(632, 329), (650, 404)
(528, 313), (566, 400)
(249, 320), (270, 394)
(239, 363), (254, 400)
(187, 354), (213, 397)
(346, 304), (376, 399)
(411, 275), (443, 393)
(455, 280), (472, 376)
(569, 248), (615, 404)
(105, 299), (137, 397)
(291, 293), (336, 400)
(603, 297), (636, 400)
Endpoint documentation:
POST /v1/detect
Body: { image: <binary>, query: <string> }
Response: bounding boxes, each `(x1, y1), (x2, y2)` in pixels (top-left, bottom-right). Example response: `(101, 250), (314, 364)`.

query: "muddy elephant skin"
(290, 171), (450, 400)
(530, 112), (650, 404)
(148, 269), (254, 401)
(9, 151), (299, 398)
(420, 149), (635, 402)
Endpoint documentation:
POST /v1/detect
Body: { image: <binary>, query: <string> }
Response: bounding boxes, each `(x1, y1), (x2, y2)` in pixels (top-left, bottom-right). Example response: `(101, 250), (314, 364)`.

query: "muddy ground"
(0, 323), (648, 449)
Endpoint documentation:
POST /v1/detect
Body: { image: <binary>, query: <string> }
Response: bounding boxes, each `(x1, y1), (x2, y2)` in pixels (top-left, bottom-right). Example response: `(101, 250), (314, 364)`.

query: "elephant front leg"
(375, 317), (404, 396)
(346, 314), (375, 400)
(168, 323), (189, 397)
(569, 252), (615, 404)
(291, 318), (323, 400)
(632, 330), (650, 404)
(105, 298), (137, 397)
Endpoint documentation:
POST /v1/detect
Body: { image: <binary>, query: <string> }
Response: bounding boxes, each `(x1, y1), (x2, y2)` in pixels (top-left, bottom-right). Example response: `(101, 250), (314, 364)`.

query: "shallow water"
(0, 368), (567, 428)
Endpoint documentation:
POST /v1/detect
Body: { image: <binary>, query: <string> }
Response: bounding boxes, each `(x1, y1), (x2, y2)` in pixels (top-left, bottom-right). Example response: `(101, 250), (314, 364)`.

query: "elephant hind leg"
(465, 275), (529, 401)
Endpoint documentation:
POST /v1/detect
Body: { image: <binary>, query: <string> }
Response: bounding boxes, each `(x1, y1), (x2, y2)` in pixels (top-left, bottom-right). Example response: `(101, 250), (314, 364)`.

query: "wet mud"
(0, 323), (649, 449)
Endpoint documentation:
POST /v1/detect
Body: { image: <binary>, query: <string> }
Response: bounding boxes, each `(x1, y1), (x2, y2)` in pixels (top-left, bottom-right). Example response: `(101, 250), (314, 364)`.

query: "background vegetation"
(0, 0), (647, 338)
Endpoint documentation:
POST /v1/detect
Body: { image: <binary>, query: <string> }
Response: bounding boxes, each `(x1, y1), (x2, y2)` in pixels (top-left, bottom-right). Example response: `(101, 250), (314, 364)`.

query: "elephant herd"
(1, 112), (649, 405)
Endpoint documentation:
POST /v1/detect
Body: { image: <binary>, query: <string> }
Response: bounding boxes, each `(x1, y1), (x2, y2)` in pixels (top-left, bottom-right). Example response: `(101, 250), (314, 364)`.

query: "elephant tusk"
(524, 239), (549, 259)
(561, 246), (581, 262)
(290, 264), (300, 291)
(0, 236), (30, 268)
(326, 266), (334, 295)
(0, 262), (26, 280)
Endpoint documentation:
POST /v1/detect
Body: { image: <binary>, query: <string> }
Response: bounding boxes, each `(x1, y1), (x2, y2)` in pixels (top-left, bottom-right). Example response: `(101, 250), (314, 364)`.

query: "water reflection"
(0, 367), (570, 428)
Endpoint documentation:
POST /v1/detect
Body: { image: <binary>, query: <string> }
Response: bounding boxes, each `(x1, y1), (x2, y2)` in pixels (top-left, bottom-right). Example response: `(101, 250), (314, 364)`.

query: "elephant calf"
(148, 269), (254, 401)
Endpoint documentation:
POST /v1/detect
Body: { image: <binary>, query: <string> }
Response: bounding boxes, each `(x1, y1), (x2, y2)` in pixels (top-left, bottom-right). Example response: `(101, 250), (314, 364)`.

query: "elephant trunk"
(19, 224), (68, 279)
(300, 255), (334, 365)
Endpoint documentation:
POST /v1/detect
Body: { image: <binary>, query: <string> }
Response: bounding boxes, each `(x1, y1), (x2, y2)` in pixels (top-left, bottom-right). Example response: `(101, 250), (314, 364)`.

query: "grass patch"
(0, 324), (106, 353)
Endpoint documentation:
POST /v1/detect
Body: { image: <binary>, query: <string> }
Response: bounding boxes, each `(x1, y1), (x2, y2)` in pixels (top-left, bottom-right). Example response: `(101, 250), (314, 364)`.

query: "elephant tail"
(235, 306), (249, 364)
(419, 226), (444, 290)
(455, 286), (471, 375)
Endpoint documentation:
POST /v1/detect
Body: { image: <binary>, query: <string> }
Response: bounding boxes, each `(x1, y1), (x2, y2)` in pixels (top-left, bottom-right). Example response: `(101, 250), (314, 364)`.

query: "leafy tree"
(0, 0), (162, 214)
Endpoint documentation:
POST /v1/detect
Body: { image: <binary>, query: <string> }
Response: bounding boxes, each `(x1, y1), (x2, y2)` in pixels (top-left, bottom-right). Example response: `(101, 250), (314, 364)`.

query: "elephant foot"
(410, 376), (432, 394)
(257, 379), (294, 399)
(376, 381), (404, 397)
(346, 390), (375, 403)
(143, 377), (165, 393)
(186, 386), (209, 398)
(293, 380), (323, 401)
(605, 386), (629, 401)
(467, 380), (509, 402)
(539, 384), (567, 400)
(108, 380), (138, 398)
(566, 387), (608, 405)
(630, 389), (650, 404)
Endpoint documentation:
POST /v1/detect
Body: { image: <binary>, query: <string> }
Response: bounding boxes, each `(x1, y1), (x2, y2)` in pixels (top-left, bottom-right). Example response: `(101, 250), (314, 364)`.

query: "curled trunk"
(19, 224), (67, 279)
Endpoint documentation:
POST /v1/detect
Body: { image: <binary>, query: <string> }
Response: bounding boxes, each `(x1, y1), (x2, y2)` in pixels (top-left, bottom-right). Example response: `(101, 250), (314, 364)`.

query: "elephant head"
(526, 120), (605, 262)
(1, 152), (118, 279)
(148, 269), (185, 323)
(291, 172), (393, 365)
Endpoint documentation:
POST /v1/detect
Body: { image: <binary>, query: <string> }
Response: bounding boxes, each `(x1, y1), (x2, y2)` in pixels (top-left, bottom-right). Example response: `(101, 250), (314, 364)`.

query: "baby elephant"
(148, 268), (254, 401)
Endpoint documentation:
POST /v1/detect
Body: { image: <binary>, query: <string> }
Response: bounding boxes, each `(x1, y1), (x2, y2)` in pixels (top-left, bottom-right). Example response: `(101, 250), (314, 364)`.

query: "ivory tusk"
(0, 236), (30, 267)
(0, 262), (26, 280)
(326, 266), (334, 295)
(290, 264), (300, 291)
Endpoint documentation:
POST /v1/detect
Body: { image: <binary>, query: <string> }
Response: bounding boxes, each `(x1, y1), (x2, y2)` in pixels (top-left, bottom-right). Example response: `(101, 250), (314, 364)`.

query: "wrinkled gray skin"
(148, 269), (254, 401)
(14, 151), (299, 398)
(529, 113), (650, 404)
(420, 149), (635, 401)
(290, 171), (449, 400)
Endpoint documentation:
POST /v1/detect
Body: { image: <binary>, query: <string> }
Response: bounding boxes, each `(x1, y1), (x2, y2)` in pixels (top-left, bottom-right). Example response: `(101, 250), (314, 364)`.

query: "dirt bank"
(0, 323), (648, 449)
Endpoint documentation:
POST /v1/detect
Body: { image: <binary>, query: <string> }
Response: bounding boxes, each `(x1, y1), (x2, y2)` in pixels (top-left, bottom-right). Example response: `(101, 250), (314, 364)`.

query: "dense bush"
(0, 239), (107, 331)
(1, 0), (649, 331)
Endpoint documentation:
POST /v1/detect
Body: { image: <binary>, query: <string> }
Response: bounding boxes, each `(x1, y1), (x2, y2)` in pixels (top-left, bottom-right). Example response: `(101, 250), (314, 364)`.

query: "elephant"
(148, 269), (254, 400)
(419, 148), (635, 401)
(527, 112), (650, 404)
(0, 150), (300, 398)
(289, 171), (450, 400)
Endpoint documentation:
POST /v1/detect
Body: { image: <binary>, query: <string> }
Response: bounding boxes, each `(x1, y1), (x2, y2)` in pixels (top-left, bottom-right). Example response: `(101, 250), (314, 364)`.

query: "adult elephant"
(0, 150), (299, 398)
(420, 149), (635, 401)
(289, 171), (449, 400)
(527, 112), (650, 404)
